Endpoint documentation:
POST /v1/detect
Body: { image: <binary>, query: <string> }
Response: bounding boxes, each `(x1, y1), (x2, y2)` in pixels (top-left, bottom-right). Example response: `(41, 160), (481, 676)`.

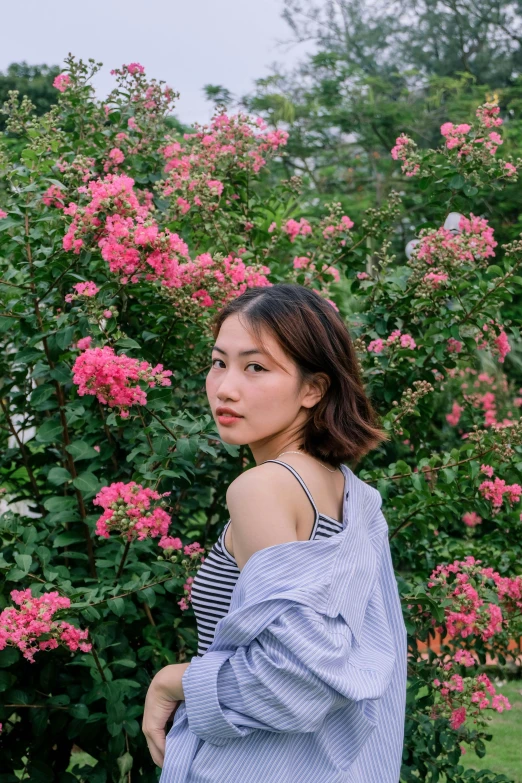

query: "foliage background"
(1, 1), (522, 780)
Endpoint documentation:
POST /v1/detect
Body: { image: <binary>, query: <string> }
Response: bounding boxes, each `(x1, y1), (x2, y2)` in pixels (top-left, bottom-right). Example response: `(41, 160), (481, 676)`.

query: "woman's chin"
(219, 432), (248, 446)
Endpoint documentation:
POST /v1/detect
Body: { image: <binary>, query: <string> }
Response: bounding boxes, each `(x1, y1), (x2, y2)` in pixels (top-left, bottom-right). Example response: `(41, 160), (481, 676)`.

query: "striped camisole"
(190, 459), (345, 657)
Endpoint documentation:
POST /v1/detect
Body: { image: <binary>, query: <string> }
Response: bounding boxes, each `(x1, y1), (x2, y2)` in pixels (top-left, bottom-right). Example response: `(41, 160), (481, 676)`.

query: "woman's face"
(206, 313), (323, 455)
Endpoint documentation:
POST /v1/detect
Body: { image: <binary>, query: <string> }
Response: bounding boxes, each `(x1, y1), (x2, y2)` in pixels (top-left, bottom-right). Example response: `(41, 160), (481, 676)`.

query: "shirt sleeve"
(181, 596), (396, 745)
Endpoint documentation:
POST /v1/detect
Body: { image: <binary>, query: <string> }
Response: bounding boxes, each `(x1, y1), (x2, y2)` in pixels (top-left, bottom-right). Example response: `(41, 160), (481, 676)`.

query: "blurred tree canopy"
(0, 62), (60, 130)
(215, 0), (522, 247)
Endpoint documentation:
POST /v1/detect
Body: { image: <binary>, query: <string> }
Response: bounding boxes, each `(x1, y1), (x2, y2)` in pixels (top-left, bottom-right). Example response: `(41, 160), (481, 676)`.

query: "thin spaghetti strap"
(262, 459), (319, 520)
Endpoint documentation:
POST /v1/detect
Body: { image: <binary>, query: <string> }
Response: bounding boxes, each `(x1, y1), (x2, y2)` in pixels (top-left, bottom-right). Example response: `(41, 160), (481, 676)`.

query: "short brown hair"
(210, 283), (390, 469)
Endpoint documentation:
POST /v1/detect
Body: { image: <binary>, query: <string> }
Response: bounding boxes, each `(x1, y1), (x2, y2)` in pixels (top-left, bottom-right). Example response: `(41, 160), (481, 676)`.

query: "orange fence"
(416, 630), (522, 666)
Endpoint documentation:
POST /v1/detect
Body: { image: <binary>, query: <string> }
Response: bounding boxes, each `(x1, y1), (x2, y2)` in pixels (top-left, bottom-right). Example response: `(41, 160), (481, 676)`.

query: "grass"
(458, 678), (522, 783)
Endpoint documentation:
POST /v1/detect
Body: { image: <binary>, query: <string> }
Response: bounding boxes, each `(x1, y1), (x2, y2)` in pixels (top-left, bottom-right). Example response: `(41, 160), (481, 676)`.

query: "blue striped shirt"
(160, 463), (407, 783)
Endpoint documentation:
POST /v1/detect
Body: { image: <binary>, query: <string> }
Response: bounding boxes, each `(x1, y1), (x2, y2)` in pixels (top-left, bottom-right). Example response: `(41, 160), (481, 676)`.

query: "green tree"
(0, 62), (60, 131)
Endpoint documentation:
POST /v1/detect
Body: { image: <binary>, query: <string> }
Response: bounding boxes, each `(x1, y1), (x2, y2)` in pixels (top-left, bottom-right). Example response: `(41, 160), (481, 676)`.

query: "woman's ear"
(302, 372), (330, 409)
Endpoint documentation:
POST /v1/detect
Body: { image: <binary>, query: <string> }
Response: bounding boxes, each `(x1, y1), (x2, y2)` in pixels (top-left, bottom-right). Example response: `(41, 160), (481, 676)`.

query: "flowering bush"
(0, 56), (521, 780)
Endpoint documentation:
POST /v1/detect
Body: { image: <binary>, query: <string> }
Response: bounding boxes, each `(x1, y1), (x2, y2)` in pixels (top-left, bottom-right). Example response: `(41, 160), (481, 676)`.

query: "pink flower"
(158, 536), (183, 551)
(293, 256), (311, 270)
(42, 184), (65, 209)
(0, 209), (7, 219)
(0, 588), (91, 663)
(283, 218), (312, 243)
(450, 706), (467, 729)
(76, 336), (92, 351)
(53, 73), (71, 92)
(504, 162), (517, 177)
(206, 179), (224, 197)
(447, 337), (463, 354)
(64, 280), (100, 303)
(462, 511), (482, 528)
(93, 481), (171, 541)
(491, 693), (511, 713)
(453, 649), (476, 667)
(368, 338), (385, 354)
(176, 197), (191, 214)
(126, 62), (145, 75)
(71, 345), (172, 418)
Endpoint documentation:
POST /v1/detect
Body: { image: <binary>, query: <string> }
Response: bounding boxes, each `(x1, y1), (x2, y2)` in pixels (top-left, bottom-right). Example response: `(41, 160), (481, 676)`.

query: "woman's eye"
(211, 358), (224, 368)
(247, 363), (265, 373)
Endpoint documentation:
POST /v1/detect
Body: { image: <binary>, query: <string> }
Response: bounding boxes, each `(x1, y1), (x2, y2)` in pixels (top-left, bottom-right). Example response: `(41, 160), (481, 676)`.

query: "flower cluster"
(164, 250), (272, 314)
(42, 184), (65, 209)
(479, 475), (522, 512)
(439, 101), (519, 179)
(428, 555), (522, 642)
(390, 134), (421, 177)
(93, 481), (172, 540)
(0, 589), (91, 664)
(416, 214), (497, 267)
(157, 112), (288, 217)
(321, 215), (354, 246)
(0, 209), (7, 220)
(64, 280), (100, 303)
(474, 318), (511, 364)
(462, 511), (482, 528)
(53, 73), (72, 93)
(430, 654), (511, 732)
(62, 173), (271, 312)
(368, 329), (417, 354)
(72, 345), (172, 418)
(156, 538), (207, 611)
(281, 218), (312, 243)
(107, 63), (177, 124)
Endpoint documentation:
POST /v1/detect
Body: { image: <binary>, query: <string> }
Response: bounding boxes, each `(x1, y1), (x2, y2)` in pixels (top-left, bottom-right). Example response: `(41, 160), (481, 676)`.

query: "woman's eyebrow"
(212, 346), (264, 357)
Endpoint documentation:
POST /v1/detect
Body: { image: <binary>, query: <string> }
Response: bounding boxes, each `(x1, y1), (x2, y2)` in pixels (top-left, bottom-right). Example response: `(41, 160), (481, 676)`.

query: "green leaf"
(55, 325), (75, 350)
(36, 418), (62, 443)
(486, 265), (503, 278)
(463, 182), (478, 197)
(47, 467), (72, 486)
(140, 587), (156, 608)
(0, 670), (16, 692)
(53, 531), (86, 547)
(14, 347), (43, 364)
(115, 337), (142, 351)
(72, 472), (100, 494)
(66, 440), (100, 460)
(110, 659), (137, 669)
(44, 495), (77, 512)
(30, 384), (56, 407)
(448, 174), (465, 190)
(14, 553), (32, 574)
(146, 386), (172, 410)
(69, 703), (89, 720)
(117, 751), (134, 776)
(109, 597), (126, 616)
(0, 647), (19, 667)
(441, 467), (456, 484)
(50, 362), (71, 383)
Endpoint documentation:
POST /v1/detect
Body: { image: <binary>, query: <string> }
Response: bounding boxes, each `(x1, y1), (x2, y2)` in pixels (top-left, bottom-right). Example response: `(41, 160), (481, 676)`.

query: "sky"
(1, 0), (312, 126)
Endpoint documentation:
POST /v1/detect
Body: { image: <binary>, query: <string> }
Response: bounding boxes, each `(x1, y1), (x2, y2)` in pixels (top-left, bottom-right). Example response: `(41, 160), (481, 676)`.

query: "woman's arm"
(153, 661), (191, 701)
(142, 662), (191, 767)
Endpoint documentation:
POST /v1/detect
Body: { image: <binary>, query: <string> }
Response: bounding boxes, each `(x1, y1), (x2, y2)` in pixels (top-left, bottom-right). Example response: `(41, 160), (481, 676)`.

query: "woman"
(143, 283), (408, 782)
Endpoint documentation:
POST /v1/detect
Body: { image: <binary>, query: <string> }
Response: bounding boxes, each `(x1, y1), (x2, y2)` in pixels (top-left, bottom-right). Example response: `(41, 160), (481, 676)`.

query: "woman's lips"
(217, 414), (243, 425)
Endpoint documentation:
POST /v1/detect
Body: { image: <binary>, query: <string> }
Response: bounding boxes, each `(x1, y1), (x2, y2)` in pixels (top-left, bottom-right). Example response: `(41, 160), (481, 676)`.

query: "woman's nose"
(216, 375), (241, 400)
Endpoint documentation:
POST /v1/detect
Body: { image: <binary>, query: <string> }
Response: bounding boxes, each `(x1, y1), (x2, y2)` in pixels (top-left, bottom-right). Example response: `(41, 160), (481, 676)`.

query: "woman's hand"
(142, 664), (186, 768)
